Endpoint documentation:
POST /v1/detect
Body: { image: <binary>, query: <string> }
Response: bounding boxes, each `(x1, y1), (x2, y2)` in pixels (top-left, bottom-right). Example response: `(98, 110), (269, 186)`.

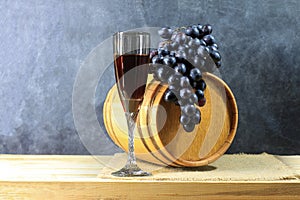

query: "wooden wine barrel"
(103, 72), (238, 167)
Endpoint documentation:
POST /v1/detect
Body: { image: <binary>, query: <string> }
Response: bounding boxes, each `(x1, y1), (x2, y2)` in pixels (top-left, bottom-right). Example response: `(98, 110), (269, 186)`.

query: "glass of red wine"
(112, 31), (151, 176)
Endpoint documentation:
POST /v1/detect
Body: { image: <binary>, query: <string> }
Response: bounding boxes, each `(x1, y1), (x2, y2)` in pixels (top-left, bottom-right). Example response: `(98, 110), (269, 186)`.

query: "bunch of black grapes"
(149, 24), (221, 132)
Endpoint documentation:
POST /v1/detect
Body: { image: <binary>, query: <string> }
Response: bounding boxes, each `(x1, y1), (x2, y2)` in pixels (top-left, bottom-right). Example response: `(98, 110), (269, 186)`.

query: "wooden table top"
(0, 154), (299, 200)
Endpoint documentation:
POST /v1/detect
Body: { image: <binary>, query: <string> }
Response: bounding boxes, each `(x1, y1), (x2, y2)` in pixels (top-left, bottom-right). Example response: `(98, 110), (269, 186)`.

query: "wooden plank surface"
(0, 154), (299, 200)
(1, 181), (299, 200)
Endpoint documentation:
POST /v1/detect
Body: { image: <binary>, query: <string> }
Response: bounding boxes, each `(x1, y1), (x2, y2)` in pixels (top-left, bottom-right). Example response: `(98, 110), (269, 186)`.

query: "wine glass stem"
(125, 112), (137, 166)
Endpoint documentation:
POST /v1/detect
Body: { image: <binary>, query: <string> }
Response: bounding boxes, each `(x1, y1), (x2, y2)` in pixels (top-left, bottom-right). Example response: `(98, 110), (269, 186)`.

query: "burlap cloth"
(98, 153), (299, 181)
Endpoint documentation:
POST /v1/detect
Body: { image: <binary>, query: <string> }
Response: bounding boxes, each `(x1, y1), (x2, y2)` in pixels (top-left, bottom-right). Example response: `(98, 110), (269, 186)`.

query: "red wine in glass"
(112, 31), (151, 177)
(114, 54), (150, 114)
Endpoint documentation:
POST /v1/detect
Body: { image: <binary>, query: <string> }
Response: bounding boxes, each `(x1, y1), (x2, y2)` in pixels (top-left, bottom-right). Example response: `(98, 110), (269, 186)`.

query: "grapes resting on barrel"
(150, 23), (222, 132)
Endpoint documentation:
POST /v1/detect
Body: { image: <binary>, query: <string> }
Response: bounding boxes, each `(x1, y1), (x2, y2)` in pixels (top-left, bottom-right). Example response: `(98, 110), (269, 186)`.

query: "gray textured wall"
(0, 0), (299, 155)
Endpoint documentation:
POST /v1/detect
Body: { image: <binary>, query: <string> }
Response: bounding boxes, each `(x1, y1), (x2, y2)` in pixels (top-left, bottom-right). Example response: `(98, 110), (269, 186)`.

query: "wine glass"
(112, 31), (151, 176)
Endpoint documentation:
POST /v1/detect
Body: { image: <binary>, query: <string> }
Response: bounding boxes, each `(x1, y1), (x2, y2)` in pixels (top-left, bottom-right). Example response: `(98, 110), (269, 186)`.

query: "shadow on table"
(165, 165), (217, 172)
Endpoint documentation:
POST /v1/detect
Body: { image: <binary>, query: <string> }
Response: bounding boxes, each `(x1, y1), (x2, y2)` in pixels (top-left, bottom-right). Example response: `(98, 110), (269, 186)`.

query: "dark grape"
(163, 56), (176, 66)
(174, 63), (187, 74)
(210, 50), (221, 62)
(185, 26), (193, 37)
(183, 104), (196, 116)
(212, 43), (218, 49)
(189, 68), (202, 82)
(180, 114), (191, 125)
(183, 60), (193, 69)
(158, 48), (169, 56)
(199, 80), (207, 90)
(198, 97), (206, 107)
(202, 24), (212, 35)
(203, 35), (216, 45)
(209, 45), (218, 52)
(199, 39), (207, 46)
(197, 24), (203, 31)
(193, 79), (206, 90)
(150, 50), (158, 59)
(152, 55), (162, 64)
(158, 27), (173, 39)
(183, 123), (195, 132)
(192, 25), (200, 38)
(195, 89), (205, 99)
(204, 46), (210, 53)
(170, 51), (176, 57)
(164, 89), (177, 102)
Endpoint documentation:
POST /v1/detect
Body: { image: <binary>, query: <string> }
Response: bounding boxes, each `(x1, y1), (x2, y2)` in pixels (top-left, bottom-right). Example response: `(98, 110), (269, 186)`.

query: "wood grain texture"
(0, 155), (299, 200)
(103, 72), (238, 167)
(0, 181), (299, 200)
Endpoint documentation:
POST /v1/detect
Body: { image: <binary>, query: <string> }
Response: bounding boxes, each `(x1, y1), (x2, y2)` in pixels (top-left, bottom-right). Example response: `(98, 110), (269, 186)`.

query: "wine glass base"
(111, 164), (152, 177)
